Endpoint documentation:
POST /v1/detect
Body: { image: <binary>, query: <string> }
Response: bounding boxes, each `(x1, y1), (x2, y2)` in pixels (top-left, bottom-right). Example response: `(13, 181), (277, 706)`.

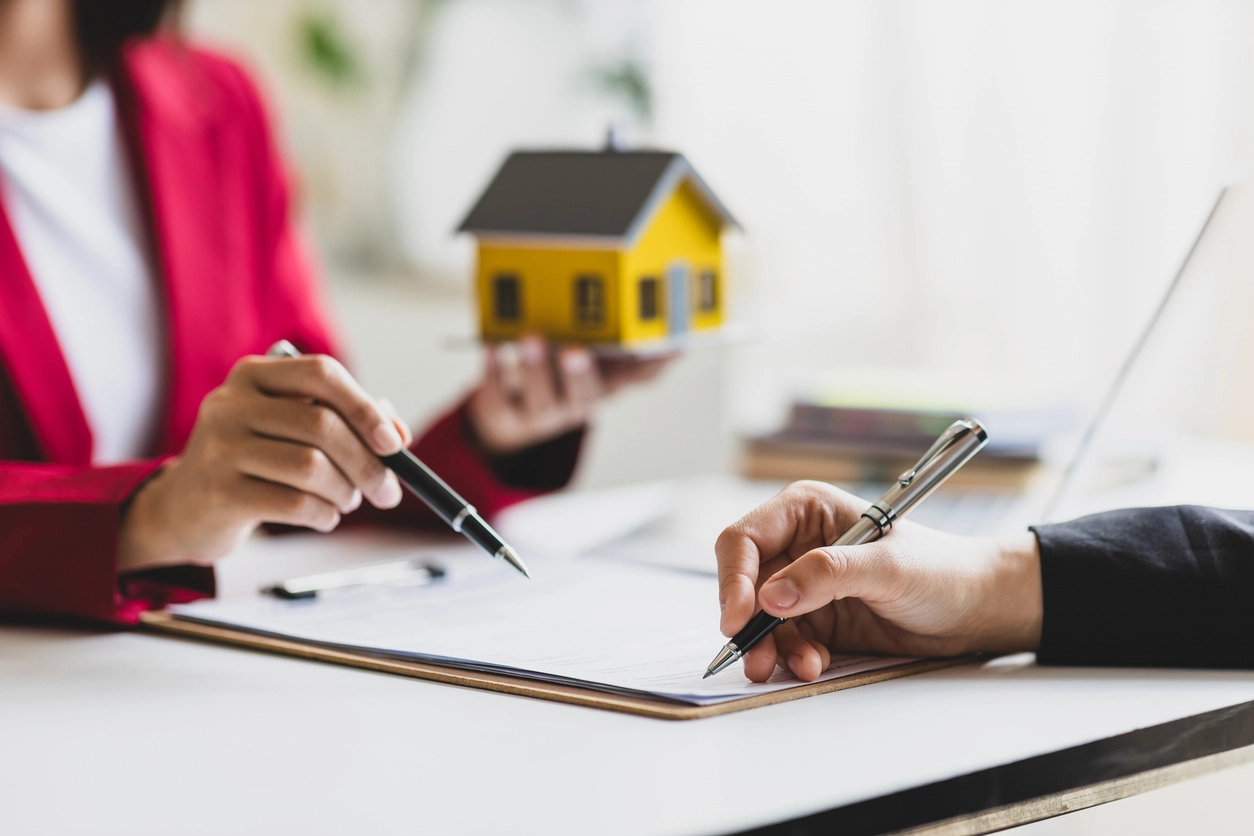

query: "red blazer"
(0, 41), (578, 626)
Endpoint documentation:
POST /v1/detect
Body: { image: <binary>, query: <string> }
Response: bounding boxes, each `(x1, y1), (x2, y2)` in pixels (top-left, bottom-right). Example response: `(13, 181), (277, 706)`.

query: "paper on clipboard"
(169, 558), (913, 706)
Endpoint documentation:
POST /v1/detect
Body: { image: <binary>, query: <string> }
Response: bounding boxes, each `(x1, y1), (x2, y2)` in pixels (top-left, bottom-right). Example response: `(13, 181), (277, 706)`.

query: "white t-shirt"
(0, 80), (163, 465)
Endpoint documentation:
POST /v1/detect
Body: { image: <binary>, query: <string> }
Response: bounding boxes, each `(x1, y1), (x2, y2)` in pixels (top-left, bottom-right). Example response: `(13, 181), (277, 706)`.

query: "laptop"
(908, 183), (1240, 535)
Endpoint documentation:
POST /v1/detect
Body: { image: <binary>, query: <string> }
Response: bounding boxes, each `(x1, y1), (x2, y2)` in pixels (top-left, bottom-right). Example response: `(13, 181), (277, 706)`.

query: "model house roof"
(457, 150), (739, 242)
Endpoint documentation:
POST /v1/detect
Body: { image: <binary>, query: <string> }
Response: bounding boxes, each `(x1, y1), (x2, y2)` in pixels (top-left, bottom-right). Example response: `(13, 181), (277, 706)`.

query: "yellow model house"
(458, 149), (738, 349)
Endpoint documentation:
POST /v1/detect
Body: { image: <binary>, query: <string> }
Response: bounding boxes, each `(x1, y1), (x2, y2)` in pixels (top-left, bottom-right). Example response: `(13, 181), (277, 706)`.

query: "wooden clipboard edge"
(139, 610), (976, 720)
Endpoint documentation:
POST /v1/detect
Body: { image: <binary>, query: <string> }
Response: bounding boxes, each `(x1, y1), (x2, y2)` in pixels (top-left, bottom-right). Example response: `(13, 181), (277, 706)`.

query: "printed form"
(170, 559), (914, 705)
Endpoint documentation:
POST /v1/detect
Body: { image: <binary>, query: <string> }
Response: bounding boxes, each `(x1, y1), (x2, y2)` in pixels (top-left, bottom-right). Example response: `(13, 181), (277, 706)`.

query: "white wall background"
(187, 0), (1254, 486)
(646, 0), (1254, 427)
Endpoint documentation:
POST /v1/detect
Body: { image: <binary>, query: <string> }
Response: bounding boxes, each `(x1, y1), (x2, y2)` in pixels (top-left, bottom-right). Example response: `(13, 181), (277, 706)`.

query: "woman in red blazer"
(0, 0), (662, 625)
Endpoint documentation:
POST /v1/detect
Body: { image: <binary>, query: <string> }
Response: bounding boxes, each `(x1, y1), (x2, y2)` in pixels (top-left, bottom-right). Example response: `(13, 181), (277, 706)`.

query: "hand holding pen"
(708, 420), (1045, 681)
(265, 342), (529, 577)
(119, 348), (414, 574)
(121, 342), (528, 577)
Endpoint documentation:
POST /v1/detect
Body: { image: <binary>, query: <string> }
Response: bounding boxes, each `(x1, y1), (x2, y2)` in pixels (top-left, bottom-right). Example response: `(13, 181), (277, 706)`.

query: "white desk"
(6, 525), (1254, 836)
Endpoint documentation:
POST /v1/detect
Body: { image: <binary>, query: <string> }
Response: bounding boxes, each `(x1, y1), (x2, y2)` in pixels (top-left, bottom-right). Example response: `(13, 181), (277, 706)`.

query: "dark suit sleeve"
(1031, 506), (1254, 668)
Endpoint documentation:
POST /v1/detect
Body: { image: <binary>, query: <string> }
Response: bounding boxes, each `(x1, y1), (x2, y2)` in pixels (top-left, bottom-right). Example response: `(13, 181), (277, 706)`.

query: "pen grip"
(730, 610), (786, 653)
(380, 449), (508, 556)
(380, 449), (469, 525)
(459, 513), (508, 558)
(731, 514), (886, 654)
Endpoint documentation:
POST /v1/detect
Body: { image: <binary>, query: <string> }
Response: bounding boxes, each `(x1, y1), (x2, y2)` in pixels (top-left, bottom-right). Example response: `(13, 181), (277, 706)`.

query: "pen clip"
(897, 419), (980, 486)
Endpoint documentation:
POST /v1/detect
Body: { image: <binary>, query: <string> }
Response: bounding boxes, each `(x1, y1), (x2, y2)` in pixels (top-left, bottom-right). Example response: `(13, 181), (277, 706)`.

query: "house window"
(573, 274), (604, 327)
(493, 273), (521, 322)
(638, 277), (659, 320)
(697, 269), (718, 312)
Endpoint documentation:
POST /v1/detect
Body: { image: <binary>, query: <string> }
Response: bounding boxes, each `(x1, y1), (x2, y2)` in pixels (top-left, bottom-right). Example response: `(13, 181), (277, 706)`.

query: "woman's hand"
(118, 354), (412, 574)
(465, 335), (671, 456)
(716, 481), (1043, 683)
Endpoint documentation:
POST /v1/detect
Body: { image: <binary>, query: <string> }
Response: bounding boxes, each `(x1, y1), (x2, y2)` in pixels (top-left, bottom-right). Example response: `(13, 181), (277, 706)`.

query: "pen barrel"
(379, 449), (469, 525)
(854, 421), (989, 534)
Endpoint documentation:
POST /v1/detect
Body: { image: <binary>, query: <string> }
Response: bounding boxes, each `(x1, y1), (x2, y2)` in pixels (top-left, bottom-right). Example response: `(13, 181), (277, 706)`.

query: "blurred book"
(741, 370), (1074, 491)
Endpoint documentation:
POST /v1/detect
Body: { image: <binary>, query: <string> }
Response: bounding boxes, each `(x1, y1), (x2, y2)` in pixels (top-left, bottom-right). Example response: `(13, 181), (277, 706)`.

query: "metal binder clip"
(263, 559), (446, 600)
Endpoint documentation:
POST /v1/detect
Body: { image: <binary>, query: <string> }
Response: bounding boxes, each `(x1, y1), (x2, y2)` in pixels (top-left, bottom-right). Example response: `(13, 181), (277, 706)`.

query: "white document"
(493, 480), (678, 558)
(170, 559), (914, 706)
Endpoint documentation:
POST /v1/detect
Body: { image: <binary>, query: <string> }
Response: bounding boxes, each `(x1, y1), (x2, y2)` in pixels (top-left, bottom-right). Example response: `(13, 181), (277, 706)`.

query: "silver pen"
(265, 340), (530, 578)
(704, 418), (989, 678)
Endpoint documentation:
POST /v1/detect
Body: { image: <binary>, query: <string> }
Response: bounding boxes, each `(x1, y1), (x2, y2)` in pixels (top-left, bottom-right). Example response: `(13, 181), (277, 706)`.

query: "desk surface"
(6, 527), (1254, 836)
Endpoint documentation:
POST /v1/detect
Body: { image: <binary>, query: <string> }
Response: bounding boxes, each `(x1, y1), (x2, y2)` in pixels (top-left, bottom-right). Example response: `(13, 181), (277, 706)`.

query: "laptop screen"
(1046, 181), (1254, 522)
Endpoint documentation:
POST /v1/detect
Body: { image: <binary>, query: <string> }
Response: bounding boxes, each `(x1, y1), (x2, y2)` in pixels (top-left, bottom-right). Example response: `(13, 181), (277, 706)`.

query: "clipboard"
(140, 610), (974, 720)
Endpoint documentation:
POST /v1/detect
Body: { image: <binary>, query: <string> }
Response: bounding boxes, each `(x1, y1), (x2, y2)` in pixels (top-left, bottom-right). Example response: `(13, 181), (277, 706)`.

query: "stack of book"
(743, 402), (1053, 490)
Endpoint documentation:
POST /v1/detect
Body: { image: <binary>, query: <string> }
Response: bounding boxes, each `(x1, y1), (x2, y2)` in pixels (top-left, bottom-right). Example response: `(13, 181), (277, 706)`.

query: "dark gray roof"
(457, 150), (738, 241)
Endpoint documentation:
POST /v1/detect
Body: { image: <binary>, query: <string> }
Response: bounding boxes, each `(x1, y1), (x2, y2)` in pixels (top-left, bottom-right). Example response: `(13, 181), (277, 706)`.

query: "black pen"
(704, 419), (988, 678)
(266, 340), (530, 578)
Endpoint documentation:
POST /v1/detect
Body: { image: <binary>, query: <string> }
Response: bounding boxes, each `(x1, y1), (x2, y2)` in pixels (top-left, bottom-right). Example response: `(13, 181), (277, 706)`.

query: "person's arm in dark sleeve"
(1031, 505), (1254, 668)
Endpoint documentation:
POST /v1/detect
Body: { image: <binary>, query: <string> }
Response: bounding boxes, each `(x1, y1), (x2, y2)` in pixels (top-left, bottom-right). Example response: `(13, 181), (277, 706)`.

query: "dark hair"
(73, 0), (180, 76)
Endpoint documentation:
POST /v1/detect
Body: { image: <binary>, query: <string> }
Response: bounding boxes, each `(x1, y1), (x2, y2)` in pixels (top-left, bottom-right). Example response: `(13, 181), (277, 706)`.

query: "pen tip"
(498, 546), (531, 579)
(702, 670), (713, 679)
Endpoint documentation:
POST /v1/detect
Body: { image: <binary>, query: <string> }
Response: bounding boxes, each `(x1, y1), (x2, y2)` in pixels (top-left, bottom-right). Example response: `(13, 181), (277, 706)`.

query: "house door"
(667, 262), (690, 336)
